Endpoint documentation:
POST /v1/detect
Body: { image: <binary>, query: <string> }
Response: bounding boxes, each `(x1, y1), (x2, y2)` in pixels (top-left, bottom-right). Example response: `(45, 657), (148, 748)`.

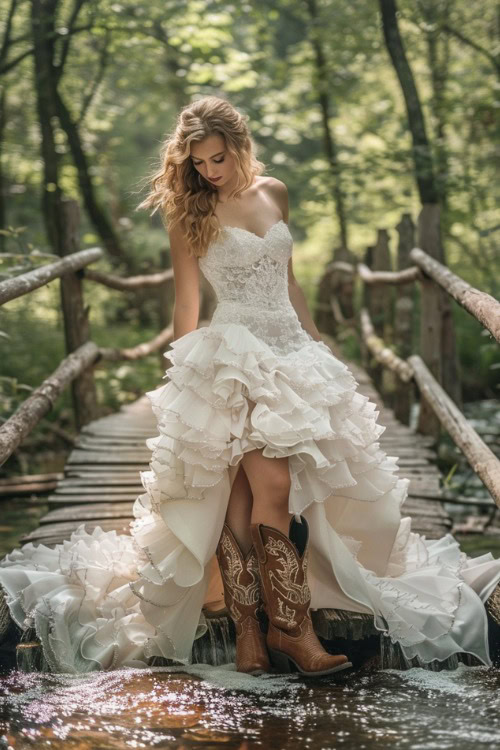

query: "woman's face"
(190, 134), (236, 188)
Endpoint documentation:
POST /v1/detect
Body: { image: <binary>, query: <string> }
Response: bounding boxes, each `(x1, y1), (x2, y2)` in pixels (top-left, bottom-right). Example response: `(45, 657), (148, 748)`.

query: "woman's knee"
(242, 452), (291, 508)
(228, 463), (252, 503)
(264, 468), (291, 500)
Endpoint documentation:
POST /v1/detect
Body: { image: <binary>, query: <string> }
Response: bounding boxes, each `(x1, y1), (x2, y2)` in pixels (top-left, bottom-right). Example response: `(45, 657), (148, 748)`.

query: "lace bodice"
(199, 220), (314, 355)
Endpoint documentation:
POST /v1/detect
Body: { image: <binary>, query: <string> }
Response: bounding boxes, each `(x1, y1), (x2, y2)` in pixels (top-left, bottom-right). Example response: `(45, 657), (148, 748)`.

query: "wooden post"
(317, 245), (356, 338)
(394, 213), (416, 425)
(59, 200), (98, 429)
(417, 204), (461, 438)
(364, 230), (394, 399)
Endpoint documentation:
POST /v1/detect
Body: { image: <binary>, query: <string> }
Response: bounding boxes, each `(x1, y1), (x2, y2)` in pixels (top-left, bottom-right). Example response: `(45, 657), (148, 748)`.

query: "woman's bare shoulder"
(256, 175), (288, 194)
(258, 176), (288, 218)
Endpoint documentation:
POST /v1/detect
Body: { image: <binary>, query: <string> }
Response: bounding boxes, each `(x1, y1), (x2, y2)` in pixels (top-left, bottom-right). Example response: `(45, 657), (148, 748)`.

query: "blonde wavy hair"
(136, 95), (267, 258)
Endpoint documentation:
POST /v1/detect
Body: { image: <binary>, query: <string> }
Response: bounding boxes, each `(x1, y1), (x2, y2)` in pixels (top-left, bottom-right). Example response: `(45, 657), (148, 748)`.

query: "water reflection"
(0, 663), (499, 749)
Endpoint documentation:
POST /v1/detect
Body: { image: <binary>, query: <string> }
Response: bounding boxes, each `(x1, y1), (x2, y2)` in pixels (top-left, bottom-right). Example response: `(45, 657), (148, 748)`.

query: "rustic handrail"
(326, 261), (421, 284)
(359, 308), (413, 382)
(410, 248), (500, 343)
(98, 319), (213, 362)
(0, 248), (103, 305)
(409, 354), (500, 508)
(99, 324), (175, 361)
(0, 341), (100, 466)
(326, 248), (499, 342)
(357, 263), (421, 285)
(359, 303), (500, 507)
(84, 266), (174, 291)
(0, 225), (180, 465)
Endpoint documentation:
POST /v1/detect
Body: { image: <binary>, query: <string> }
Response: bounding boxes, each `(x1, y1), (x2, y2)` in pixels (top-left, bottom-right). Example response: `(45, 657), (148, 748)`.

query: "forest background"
(0, 0), (498, 479)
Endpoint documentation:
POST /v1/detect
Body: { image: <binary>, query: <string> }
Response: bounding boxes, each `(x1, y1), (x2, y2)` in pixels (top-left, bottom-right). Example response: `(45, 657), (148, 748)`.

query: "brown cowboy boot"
(216, 524), (270, 675)
(250, 517), (352, 677)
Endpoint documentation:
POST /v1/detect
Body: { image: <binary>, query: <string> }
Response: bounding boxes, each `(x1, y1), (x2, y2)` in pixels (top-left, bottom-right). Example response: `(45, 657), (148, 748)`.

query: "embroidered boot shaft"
(250, 517), (352, 677)
(216, 524), (270, 675)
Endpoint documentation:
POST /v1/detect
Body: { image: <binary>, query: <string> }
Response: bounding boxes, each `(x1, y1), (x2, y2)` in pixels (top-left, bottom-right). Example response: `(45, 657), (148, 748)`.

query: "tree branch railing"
(359, 304), (500, 508)
(0, 248), (103, 305)
(327, 249), (500, 343)
(1, 200), (179, 467)
(410, 248), (500, 343)
(84, 265), (173, 291)
(319, 208), (500, 508)
(0, 342), (100, 465)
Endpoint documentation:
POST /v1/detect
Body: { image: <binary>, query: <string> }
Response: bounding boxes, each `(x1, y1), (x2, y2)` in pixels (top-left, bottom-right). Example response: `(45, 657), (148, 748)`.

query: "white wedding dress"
(1, 219), (499, 673)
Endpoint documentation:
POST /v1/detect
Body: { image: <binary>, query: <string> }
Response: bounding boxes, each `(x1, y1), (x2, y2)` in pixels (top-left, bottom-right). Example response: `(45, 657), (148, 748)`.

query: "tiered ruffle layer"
(0, 323), (499, 672)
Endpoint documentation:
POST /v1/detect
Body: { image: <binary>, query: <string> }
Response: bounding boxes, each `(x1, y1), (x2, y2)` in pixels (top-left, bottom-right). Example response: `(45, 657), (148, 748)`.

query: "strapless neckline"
(219, 218), (287, 241)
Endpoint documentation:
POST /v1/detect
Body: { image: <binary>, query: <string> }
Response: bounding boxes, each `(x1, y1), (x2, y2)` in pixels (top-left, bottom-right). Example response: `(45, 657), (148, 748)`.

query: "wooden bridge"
(1, 199), (499, 671)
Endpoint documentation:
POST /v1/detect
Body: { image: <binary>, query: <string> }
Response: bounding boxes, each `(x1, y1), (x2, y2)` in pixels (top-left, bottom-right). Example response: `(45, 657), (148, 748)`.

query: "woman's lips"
(209, 176), (222, 182)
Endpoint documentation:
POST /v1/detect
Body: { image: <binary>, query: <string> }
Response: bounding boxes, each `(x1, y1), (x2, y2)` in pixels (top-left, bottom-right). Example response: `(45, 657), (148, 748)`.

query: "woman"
(0, 95), (499, 676)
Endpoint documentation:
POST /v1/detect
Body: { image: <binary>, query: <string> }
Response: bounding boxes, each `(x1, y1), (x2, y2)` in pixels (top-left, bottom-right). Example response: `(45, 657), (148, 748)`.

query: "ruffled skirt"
(0, 323), (499, 672)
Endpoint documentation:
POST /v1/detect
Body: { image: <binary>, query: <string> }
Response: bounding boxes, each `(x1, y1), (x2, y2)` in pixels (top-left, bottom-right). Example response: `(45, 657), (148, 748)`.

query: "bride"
(1, 95), (499, 676)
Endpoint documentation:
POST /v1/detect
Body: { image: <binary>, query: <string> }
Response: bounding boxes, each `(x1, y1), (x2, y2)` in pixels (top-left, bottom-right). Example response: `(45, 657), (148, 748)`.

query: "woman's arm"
(168, 222), (200, 341)
(288, 280), (322, 342)
(268, 179), (323, 343)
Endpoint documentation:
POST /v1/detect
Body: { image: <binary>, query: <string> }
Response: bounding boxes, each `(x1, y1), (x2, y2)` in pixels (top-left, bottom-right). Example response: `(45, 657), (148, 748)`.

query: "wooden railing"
(0, 199), (205, 467)
(315, 205), (500, 507)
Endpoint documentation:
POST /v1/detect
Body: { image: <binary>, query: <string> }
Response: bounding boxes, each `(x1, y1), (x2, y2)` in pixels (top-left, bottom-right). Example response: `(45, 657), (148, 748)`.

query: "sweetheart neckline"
(220, 218), (287, 241)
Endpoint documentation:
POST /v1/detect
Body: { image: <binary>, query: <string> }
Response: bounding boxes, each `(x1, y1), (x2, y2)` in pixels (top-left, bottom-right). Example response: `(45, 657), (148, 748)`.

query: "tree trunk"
(379, 0), (461, 412)
(31, 0), (66, 254)
(305, 0), (349, 252)
(0, 88), (6, 251)
(420, 1), (452, 230)
(0, 1), (19, 249)
(379, 0), (437, 203)
(53, 87), (128, 264)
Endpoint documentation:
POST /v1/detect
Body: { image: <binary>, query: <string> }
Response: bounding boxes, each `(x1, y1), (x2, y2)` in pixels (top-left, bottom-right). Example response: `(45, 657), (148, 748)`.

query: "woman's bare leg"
(224, 463), (254, 554)
(240, 448), (291, 537)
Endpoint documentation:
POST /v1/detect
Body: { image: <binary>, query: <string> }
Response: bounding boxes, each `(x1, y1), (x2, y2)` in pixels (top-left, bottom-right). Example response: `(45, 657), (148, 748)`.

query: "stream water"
(0, 662), (499, 749)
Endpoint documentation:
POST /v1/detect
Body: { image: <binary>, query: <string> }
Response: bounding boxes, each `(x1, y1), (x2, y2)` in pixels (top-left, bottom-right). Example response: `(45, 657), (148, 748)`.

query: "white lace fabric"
(199, 220), (313, 355)
(0, 218), (499, 673)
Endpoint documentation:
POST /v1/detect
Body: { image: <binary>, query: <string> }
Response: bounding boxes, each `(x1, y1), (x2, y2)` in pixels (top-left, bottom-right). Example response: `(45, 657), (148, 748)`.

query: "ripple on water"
(0, 664), (499, 749)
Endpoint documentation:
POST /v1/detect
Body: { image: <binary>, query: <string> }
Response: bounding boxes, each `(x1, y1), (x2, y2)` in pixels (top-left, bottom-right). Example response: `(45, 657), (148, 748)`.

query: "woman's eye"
(193, 158), (224, 166)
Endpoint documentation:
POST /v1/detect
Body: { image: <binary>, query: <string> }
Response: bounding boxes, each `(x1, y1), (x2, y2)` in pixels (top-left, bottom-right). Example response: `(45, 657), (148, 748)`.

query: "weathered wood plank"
(74, 440), (151, 453)
(52, 485), (143, 495)
(41, 503), (134, 523)
(48, 494), (140, 505)
(65, 464), (148, 478)
(67, 450), (151, 464)
(74, 436), (151, 447)
(56, 476), (145, 487)
(21, 519), (132, 543)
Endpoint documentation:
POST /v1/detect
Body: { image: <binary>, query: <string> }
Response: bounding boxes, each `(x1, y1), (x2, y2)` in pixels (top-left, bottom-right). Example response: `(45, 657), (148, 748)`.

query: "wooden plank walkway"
(20, 351), (452, 548)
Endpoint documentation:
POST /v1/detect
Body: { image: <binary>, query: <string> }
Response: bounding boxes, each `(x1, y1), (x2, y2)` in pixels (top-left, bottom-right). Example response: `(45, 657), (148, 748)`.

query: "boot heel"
(268, 648), (294, 673)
